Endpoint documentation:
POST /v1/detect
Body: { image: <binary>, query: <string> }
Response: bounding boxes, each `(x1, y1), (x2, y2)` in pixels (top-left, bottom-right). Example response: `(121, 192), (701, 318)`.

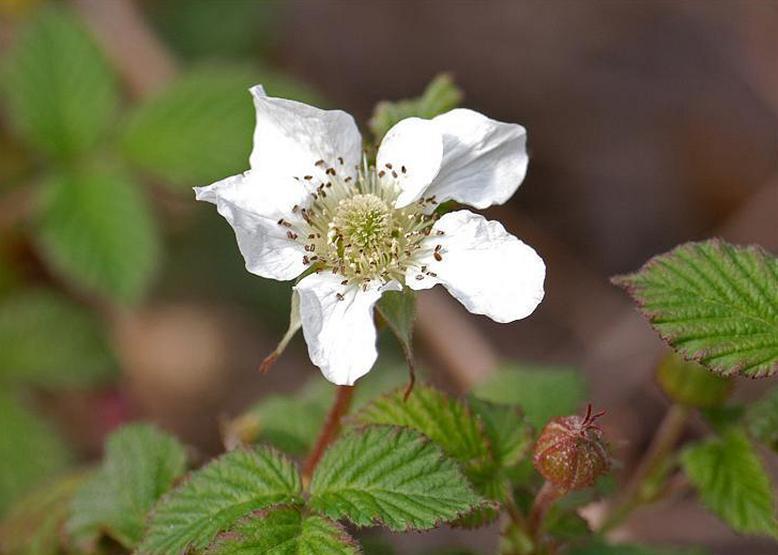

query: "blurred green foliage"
(0, 0), (322, 516)
(37, 168), (160, 303)
(369, 74), (463, 143)
(2, 6), (118, 159)
(0, 392), (71, 512)
(473, 362), (587, 429)
(0, 289), (115, 388)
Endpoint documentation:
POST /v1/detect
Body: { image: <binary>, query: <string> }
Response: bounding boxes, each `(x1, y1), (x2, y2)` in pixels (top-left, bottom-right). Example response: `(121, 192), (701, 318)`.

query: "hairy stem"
(600, 403), (689, 533)
(302, 385), (355, 485)
(529, 481), (563, 540)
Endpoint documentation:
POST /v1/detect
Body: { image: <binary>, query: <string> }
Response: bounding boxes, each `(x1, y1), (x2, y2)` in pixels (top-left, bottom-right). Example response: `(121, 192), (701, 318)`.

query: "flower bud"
(532, 405), (610, 493)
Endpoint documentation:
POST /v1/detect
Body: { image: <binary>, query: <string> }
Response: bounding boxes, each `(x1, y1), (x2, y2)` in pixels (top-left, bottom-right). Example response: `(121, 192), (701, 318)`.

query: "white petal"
(195, 169), (307, 222)
(376, 117), (443, 208)
(249, 86), (362, 183)
(425, 109), (528, 209)
(406, 210), (544, 323)
(295, 273), (401, 385)
(195, 173), (305, 281)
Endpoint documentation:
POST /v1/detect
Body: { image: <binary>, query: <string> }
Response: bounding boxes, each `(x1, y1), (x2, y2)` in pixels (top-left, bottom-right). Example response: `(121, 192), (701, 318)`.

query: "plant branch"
(302, 384), (355, 485)
(600, 403), (689, 533)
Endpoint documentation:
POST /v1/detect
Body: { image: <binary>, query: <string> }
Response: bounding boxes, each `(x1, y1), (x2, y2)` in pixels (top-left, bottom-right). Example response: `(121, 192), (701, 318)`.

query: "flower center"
(281, 160), (438, 285)
(332, 194), (392, 254)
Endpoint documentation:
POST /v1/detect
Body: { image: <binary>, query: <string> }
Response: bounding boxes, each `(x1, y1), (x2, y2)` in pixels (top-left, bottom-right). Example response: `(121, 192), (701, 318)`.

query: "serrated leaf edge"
(612, 238), (778, 378)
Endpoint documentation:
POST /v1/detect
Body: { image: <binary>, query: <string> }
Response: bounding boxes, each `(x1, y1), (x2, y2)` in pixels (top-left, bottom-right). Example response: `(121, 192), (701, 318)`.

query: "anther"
(378, 170), (386, 178)
(385, 163), (393, 169)
(287, 231), (298, 240)
(434, 252), (443, 261)
(401, 165), (407, 173)
(304, 175), (313, 180)
(315, 159), (325, 167)
(338, 156), (344, 165)
(336, 293), (344, 301)
(392, 171), (398, 178)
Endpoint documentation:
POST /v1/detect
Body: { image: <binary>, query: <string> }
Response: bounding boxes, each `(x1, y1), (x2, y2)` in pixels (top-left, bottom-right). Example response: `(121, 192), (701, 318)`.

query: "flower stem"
(599, 403), (689, 533)
(529, 481), (563, 540)
(302, 385), (355, 485)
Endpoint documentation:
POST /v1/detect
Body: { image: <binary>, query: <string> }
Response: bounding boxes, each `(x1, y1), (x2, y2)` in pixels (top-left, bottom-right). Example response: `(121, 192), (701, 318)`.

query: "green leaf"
(121, 66), (256, 189)
(745, 387), (778, 451)
(473, 363), (587, 429)
(680, 429), (777, 537)
(355, 384), (489, 464)
(569, 542), (709, 555)
(140, 447), (302, 555)
(613, 240), (778, 378)
(309, 426), (482, 531)
(656, 352), (732, 409)
(0, 290), (115, 388)
(468, 398), (532, 469)
(0, 393), (71, 513)
(1, 6), (117, 158)
(369, 74), (463, 143)
(207, 505), (360, 555)
(0, 472), (85, 555)
(67, 424), (187, 550)
(355, 385), (505, 526)
(36, 168), (160, 304)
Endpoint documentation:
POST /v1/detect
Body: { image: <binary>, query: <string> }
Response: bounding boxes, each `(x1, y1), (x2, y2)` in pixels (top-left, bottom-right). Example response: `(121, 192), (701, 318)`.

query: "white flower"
(195, 86), (545, 386)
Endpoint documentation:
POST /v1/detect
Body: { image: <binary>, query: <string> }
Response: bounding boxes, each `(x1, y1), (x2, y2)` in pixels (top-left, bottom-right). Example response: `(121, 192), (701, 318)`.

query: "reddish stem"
(529, 481), (563, 540)
(302, 385), (355, 483)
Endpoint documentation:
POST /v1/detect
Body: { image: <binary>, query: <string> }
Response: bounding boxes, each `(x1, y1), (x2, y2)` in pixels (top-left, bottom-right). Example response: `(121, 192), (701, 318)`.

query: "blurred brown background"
(2, 1), (777, 553)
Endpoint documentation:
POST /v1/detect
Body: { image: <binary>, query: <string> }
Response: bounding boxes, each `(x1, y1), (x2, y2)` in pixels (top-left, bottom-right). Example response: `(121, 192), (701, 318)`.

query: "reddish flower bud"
(532, 405), (610, 493)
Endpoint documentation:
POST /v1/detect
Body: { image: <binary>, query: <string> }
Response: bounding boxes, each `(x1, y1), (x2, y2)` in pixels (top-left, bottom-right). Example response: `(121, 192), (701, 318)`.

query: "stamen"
(286, 158), (436, 285)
